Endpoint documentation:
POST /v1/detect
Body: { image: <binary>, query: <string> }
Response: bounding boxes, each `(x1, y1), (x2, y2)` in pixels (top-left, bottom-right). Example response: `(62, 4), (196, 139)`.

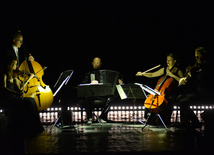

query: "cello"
(144, 65), (177, 113)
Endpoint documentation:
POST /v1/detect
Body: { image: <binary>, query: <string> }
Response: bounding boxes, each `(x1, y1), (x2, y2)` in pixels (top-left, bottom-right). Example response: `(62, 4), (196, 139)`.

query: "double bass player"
(5, 31), (34, 67)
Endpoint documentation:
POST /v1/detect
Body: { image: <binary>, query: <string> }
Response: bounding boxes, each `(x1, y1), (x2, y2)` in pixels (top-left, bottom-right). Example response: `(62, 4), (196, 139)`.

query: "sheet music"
(134, 83), (160, 96)
(116, 85), (127, 100)
(79, 83), (104, 86)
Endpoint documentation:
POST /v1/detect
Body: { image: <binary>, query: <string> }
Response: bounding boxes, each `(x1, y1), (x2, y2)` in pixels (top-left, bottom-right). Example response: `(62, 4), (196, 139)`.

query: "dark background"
(1, 1), (214, 106)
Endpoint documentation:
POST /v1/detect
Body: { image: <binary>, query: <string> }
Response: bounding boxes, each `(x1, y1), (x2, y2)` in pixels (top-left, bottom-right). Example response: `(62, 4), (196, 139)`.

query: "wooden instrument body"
(144, 76), (177, 113)
(19, 60), (53, 111)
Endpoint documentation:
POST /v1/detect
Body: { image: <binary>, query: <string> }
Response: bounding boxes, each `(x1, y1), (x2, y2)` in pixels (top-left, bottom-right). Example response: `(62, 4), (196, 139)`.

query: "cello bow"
(137, 64), (161, 76)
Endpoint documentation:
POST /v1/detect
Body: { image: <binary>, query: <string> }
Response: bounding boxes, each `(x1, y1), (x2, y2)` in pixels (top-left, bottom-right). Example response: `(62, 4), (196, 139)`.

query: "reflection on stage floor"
(1, 122), (213, 154)
(1, 103), (213, 154)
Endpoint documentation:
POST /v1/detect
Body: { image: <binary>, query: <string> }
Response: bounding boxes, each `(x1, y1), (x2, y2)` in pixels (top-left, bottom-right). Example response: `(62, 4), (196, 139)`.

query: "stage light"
(118, 106), (121, 109)
(114, 107), (117, 110)
(193, 106), (196, 109)
(122, 106), (125, 110)
(130, 106), (133, 109)
(126, 106), (129, 109)
(138, 106), (141, 109)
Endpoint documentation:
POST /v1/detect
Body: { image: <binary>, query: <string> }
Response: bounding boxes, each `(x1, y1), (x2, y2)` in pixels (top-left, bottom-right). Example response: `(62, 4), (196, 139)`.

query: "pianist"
(80, 57), (123, 125)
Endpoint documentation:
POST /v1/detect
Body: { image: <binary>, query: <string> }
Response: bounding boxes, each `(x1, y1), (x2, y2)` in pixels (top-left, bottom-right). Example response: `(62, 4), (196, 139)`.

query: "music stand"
(135, 83), (167, 130)
(116, 84), (147, 126)
(50, 70), (76, 132)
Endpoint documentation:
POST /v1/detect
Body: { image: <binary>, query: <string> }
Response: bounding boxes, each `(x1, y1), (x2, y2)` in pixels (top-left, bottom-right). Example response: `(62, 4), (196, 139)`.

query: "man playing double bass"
(5, 31), (34, 68)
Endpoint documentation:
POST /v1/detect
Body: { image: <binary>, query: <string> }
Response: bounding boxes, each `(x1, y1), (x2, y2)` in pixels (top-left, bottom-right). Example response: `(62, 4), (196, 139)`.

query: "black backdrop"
(1, 1), (213, 106)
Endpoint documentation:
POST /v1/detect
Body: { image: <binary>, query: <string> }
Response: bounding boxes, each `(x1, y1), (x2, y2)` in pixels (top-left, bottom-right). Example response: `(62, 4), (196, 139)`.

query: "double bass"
(144, 65), (177, 113)
(19, 59), (53, 111)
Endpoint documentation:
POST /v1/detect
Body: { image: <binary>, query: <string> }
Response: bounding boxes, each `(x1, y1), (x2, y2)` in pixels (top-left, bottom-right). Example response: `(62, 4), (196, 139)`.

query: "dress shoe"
(98, 117), (106, 124)
(87, 118), (92, 125)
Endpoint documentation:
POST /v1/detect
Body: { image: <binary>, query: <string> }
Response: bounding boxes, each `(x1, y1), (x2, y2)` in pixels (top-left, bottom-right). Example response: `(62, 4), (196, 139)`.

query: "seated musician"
(80, 57), (123, 125)
(0, 57), (44, 134)
(177, 47), (214, 129)
(136, 53), (184, 125)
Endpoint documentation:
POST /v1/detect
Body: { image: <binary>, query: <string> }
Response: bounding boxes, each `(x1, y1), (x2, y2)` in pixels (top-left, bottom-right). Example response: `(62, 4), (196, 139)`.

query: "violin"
(179, 61), (199, 86)
(13, 70), (30, 78)
(144, 65), (177, 113)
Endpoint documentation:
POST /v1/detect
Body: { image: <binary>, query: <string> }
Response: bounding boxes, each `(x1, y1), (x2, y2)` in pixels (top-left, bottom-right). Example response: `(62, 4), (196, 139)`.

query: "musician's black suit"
(5, 46), (25, 67)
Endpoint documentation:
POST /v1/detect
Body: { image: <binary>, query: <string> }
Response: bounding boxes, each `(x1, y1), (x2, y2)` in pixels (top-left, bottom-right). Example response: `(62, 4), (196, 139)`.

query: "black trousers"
(84, 96), (114, 120)
(7, 97), (44, 132)
(177, 93), (200, 124)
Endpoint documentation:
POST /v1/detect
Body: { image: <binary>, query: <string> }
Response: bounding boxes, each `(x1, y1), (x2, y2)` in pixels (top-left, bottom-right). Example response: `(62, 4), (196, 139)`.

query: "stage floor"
(1, 122), (213, 155)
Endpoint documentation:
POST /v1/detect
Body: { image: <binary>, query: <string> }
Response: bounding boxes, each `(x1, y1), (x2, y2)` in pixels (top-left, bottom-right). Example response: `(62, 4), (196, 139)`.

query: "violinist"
(136, 53), (184, 125)
(0, 57), (44, 133)
(176, 47), (213, 129)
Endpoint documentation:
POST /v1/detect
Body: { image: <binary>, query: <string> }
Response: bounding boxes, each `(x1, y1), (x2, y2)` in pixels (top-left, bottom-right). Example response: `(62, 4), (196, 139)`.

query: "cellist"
(136, 53), (184, 125)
